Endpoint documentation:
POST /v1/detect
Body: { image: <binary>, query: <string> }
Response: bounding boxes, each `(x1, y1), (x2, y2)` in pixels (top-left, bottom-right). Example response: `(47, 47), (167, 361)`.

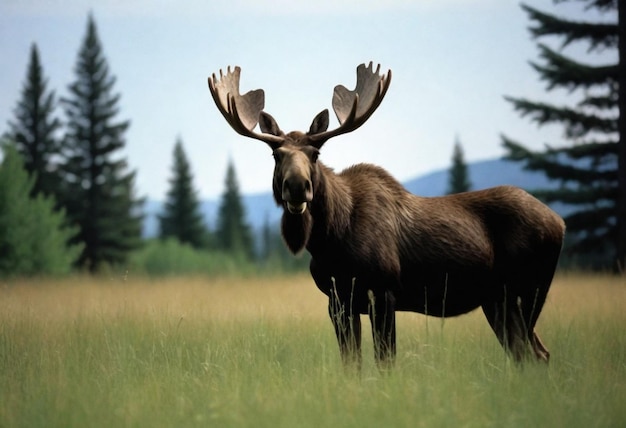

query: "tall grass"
(0, 273), (624, 427)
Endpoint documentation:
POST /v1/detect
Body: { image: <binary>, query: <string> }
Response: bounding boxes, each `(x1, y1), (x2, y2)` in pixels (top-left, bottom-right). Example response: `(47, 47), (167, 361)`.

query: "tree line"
(0, 14), (297, 277)
(2, 15), (141, 275)
(1, 1), (623, 275)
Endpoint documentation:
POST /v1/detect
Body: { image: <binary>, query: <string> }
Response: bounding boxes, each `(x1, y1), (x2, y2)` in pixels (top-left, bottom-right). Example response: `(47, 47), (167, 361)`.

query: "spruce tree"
(60, 14), (143, 272)
(158, 138), (209, 248)
(502, 1), (620, 269)
(215, 160), (254, 258)
(0, 143), (82, 276)
(5, 43), (62, 198)
(446, 137), (472, 194)
(260, 214), (272, 263)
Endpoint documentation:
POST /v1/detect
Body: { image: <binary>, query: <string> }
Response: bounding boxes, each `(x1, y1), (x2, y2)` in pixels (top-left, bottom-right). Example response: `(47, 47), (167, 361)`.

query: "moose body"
(208, 63), (565, 367)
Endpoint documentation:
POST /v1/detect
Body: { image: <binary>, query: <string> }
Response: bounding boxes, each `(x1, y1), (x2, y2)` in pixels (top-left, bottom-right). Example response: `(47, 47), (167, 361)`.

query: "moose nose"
(282, 177), (312, 203)
(282, 177), (312, 215)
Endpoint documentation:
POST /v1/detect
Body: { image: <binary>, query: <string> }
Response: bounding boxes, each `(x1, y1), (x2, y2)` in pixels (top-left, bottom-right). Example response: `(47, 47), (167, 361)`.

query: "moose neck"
(281, 161), (352, 255)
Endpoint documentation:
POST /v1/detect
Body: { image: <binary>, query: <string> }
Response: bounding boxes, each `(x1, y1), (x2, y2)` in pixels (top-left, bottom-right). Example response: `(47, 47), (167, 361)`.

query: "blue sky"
(0, 0), (616, 200)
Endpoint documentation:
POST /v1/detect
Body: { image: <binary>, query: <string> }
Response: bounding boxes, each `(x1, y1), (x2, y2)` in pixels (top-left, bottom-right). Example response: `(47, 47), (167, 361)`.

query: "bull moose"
(207, 62), (565, 368)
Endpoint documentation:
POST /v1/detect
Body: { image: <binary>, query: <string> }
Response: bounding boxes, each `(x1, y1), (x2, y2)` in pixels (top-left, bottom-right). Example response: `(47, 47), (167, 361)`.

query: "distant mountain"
(403, 158), (556, 197)
(143, 157), (561, 238)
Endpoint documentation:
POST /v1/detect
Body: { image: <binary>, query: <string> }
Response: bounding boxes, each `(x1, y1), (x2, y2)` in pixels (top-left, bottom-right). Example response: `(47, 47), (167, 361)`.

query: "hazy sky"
(0, 0), (616, 200)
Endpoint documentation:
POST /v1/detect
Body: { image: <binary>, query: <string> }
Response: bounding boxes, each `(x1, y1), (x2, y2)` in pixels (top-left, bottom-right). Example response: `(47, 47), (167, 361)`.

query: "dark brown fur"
(271, 131), (564, 368)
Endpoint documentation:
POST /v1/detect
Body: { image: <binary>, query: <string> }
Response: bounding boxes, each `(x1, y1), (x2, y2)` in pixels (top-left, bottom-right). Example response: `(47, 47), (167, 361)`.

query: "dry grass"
(4, 272), (622, 323)
(0, 274), (327, 323)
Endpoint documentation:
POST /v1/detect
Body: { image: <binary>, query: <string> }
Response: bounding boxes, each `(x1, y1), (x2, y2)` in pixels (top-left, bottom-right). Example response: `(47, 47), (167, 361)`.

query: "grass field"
(1, 273), (625, 427)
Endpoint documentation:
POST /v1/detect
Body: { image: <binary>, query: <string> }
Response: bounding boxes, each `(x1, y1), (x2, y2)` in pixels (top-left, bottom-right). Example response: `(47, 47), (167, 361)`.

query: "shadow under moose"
(208, 62), (565, 370)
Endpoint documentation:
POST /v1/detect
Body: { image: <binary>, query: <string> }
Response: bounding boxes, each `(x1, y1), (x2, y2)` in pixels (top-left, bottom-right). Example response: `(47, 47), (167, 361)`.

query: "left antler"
(308, 62), (392, 148)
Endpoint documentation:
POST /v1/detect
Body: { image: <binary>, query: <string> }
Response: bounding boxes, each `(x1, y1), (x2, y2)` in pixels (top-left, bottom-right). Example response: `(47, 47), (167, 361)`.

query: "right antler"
(308, 62), (392, 148)
(208, 66), (283, 148)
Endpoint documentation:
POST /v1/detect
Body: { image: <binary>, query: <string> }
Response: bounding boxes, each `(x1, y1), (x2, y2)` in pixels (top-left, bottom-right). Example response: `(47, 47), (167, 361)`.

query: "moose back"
(207, 62), (565, 368)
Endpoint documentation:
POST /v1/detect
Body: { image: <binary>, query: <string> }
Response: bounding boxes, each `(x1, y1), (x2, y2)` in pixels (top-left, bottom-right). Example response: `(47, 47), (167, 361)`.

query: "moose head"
(208, 62), (391, 216)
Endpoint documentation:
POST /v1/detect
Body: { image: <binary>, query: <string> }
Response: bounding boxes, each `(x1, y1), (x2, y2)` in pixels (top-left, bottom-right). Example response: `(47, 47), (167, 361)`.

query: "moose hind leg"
(483, 281), (553, 364)
(329, 279), (362, 368)
(481, 297), (532, 363)
(520, 286), (551, 363)
(511, 270), (552, 363)
(531, 331), (550, 362)
(368, 289), (396, 369)
(516, 247), (559, 363)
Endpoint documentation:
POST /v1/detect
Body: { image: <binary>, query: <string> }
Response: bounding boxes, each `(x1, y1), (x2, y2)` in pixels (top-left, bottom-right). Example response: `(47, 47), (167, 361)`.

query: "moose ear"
(259, 111), (283, 136)
(308, 109), (329, 135)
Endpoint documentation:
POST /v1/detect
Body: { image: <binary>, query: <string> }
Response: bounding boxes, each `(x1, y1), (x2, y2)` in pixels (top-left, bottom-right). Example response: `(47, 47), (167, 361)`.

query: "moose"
(208, 62), (565, 368)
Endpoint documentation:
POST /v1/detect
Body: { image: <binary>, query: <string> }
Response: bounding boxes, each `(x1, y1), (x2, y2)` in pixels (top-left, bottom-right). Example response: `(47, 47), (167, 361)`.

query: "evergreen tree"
(502, 1), (620, 269)
(260, 213), (272, 262)
(158, 138), (209, 248)
(446, 137), (472, 194)
(0, 143), (82, 276)
(5, 43), (62, 198)
(215, 160), (254, 258)
(59, 14), (143, 272)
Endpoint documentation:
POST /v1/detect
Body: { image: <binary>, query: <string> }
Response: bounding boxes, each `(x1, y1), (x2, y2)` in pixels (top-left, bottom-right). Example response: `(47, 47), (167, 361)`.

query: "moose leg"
(482, 282), (553, 364)
(482, 296), (532, 363)
(368, 289), (396, 369)
(514, 266), (553, 363)
(531, 331), (550, 362)
(521, 288), (551, 363)
(329, 278), (362, 368)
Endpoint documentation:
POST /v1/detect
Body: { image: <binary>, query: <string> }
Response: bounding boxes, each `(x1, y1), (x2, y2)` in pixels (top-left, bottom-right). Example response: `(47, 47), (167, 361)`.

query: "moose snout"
(282, 176), (312, 214)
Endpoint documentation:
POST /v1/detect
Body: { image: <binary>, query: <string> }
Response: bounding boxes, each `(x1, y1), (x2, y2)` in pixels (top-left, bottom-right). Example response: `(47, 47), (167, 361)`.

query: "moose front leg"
(329, 277), (362, 369)
(368, 289), (396, 369)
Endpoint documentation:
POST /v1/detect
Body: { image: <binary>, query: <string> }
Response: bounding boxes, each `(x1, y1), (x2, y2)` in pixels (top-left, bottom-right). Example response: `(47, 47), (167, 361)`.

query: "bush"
(0, 143), (82, 277)
(127, 239), (259, 277)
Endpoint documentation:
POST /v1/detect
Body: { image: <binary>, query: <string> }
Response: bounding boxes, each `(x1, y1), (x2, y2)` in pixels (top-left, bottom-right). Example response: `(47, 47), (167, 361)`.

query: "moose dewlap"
(208, 62), (565, 368)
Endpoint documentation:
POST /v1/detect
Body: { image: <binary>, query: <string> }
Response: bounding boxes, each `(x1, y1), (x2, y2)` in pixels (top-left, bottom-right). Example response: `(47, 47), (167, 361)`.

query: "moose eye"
(305, 147), (319, 163)
(311, 151), (319, 163)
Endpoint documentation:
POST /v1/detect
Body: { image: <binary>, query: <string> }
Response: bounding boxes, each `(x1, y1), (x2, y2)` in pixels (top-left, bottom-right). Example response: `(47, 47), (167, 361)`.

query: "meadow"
(0, 272), (625, 427)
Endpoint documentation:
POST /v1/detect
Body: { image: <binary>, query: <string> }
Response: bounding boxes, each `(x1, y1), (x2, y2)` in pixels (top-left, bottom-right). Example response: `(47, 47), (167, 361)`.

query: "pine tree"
(5, 43), (62, 199)
(446, 137), (472, 194)
(502, 1), (620, 269)
(59, 14), (143, 272)
(215, 160), (254, 258)
(158, 138), (209, 248)
(260, 214), (272, 262)
(0, 143), (82, 276)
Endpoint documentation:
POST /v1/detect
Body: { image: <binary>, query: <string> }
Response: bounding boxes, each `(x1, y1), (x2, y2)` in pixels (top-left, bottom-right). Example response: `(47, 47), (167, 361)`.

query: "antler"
(208, 66), (283, 148)
(309, 62), (392, 148)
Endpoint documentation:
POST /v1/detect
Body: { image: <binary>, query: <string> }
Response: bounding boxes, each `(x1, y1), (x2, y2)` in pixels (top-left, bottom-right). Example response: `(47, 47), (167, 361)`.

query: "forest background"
(0, 0), (623, 276)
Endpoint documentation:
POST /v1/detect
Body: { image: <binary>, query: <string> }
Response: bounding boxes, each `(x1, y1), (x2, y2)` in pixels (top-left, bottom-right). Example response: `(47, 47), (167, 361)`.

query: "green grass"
(0, 273), (625, 427)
